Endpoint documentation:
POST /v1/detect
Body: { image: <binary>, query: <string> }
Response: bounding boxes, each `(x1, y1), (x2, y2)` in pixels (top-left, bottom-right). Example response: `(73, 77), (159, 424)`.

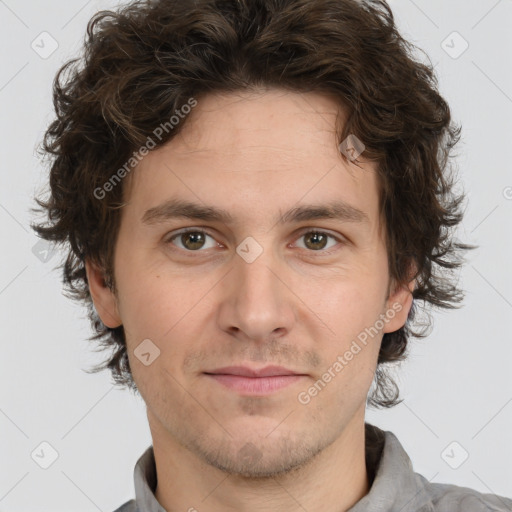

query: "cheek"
(116, 268), (216, 367)
(113, 248), (188, 333)
(307, 277), (387, 387)
(115, 278), (166, 338)
(315, 276), (386, 334)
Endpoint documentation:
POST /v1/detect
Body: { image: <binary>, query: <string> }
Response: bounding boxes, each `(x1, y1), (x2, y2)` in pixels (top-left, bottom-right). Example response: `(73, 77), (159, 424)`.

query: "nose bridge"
(237, 244), (280, 301)
(217, 237), (296, 340)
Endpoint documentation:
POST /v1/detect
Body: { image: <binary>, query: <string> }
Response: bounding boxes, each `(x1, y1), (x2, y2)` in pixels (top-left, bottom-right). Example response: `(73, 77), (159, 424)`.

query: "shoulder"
(111, 499), (138, 512)
(420, 476), (512, 511)
(361, 425), (512, 512)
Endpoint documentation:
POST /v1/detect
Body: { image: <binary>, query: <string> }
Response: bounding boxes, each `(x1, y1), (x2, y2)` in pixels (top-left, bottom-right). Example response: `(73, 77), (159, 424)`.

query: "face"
(87, 88), (413, 478)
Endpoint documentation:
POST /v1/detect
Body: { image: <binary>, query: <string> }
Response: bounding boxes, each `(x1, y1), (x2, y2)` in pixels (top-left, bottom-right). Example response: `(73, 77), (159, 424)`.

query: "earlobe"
(84, 259), (122, 328)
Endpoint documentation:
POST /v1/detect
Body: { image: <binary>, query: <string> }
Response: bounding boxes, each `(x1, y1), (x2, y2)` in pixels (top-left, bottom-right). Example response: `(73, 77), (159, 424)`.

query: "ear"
(382, 268), (416, 334)
(85, 259), (122, 328)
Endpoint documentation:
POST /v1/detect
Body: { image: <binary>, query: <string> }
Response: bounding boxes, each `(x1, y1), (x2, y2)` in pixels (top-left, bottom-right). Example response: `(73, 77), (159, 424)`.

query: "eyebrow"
(141, 198), (370, 226)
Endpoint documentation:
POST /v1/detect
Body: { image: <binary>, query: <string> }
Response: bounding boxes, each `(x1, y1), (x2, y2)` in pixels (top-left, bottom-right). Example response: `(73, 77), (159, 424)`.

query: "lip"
(205, 365), (303, 378)
(204, 366), (307, 395)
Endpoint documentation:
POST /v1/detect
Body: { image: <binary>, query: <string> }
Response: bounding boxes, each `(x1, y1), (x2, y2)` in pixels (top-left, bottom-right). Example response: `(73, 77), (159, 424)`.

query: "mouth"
(203, 365), (308, 395)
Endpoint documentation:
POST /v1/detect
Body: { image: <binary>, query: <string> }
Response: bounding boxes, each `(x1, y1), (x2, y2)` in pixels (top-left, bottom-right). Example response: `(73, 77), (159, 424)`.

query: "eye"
(164, 228), (344, 254)
(165, 228), (219, 251)
(293, 230), (342, 253)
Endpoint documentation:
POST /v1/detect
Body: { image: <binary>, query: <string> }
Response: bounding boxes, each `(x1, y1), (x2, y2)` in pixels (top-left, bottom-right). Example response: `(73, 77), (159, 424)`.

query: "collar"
(347, 423), (435, 512)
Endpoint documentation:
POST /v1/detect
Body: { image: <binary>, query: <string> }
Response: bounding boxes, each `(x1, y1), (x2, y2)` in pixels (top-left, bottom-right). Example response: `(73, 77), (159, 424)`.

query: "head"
(32, 0), (474, 476)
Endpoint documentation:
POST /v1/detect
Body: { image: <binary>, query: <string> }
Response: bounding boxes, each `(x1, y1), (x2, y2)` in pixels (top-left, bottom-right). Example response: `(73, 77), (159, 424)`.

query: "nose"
(216, 242), (297, 344)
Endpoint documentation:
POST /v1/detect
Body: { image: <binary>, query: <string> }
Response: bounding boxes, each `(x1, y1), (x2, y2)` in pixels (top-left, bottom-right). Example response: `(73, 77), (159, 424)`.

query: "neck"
(151, 412), (370, 512)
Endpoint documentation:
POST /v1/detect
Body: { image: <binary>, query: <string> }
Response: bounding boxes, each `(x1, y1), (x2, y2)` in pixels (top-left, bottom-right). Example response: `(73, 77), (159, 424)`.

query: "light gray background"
(1, 0), (511, 511)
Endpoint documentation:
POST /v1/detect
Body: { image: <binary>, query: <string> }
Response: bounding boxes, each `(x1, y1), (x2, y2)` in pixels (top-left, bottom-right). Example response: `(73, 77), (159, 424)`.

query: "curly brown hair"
(31, 0), (475, 408)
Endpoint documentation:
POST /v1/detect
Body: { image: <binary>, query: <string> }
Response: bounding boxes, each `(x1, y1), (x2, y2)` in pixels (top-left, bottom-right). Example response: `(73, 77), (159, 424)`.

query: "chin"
(189, 431), (325, 479)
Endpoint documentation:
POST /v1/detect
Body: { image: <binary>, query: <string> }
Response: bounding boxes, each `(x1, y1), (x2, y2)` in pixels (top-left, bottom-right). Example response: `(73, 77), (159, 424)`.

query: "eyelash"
(164, 227), (345, 256)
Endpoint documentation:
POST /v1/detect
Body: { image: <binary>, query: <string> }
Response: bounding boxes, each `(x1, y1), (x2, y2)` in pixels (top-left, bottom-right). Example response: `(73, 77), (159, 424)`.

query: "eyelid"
(164, 226), (346, 254)
(291, 227), (345, 254)
(164, 227), (220, 248)
(293, 226), (344, 242)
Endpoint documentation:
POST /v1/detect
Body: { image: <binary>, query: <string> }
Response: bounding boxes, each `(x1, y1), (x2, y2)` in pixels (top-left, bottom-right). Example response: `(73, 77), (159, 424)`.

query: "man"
(32, 0), (512, 510)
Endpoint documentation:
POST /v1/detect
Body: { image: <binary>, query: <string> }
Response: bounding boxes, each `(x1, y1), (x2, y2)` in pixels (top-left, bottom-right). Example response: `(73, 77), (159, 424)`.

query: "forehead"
(122, 88), (382, 234)
(176, 88), (344, 152)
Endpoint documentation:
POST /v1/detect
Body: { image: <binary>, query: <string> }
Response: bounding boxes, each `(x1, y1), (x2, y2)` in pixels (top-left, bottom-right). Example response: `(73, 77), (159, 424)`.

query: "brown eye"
(167, 229), (217, 251)
(303, 232), (329, 250)
(180, 232), (207, 250)
(295, 231), (340, 252)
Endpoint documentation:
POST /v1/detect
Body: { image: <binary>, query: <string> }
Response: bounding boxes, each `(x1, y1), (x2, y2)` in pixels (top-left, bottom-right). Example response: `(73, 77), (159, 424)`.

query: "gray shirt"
(113, 423), (512, 512)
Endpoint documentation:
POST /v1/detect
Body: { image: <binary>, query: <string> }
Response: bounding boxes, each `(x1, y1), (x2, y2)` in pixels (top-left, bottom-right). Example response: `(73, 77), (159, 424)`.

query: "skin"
(86, 88), (415, 512)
